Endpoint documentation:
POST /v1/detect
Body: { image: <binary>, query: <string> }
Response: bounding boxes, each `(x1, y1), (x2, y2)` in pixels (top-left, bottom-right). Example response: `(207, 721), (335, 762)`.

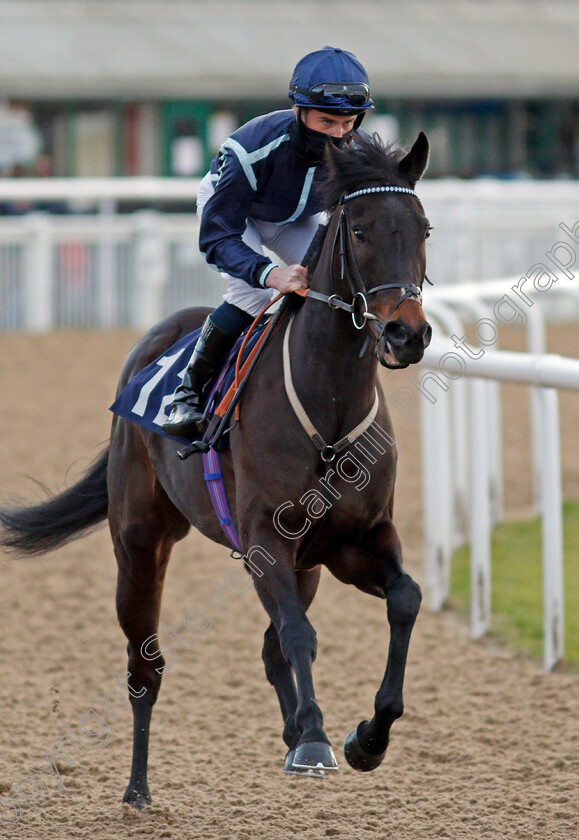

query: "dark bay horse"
(0, 132), (432, 806)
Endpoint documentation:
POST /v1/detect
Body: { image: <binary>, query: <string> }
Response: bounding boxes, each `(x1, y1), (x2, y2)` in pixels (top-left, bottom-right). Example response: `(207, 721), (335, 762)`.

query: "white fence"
(418, 275), (579, 671)
(419, 179), (579, 291)
(1, 177), (579, 331)
(0, 211), (225, 331)
(0, 177), (225, 331)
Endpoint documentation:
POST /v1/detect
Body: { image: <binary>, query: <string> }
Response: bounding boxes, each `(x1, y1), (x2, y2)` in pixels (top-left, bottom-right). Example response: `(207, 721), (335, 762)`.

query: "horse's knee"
(279, 617), (317, 665)
(386, 573), (422, 624)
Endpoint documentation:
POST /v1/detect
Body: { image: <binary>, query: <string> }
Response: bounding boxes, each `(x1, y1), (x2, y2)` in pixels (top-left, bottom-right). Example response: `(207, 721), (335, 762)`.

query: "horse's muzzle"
(377, 319), (432, 368)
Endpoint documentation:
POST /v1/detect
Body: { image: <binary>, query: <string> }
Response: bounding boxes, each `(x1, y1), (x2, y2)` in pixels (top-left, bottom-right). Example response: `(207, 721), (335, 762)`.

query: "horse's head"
(326, 132), (432, 369)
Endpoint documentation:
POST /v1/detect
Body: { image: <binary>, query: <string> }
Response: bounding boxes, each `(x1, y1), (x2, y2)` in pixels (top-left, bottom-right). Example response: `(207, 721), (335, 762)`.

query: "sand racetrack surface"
(0, 325), (578, 840)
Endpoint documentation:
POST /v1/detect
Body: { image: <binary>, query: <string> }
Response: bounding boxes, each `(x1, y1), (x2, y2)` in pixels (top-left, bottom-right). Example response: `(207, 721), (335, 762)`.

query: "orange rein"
(213, 291), (290, 421)
(233, 292), (285, 390)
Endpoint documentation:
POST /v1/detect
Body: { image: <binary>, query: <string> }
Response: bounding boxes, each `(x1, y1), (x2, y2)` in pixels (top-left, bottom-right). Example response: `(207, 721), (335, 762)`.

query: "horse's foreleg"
(341, 521), (422, 772)
(252, 550), (337, 773)
(261, 568), (321, 760)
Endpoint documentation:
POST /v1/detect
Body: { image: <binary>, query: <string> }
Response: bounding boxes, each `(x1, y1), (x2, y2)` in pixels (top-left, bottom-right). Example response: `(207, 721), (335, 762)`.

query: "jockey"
(162, 46), (373, 438)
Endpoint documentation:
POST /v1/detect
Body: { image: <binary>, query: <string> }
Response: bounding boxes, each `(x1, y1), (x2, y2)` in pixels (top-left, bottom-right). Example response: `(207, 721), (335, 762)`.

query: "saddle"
(109, 299), (288, 452)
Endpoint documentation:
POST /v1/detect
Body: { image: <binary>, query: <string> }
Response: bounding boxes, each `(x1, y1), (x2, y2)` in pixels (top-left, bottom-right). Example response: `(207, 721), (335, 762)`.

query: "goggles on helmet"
(292, 82), (371, 108)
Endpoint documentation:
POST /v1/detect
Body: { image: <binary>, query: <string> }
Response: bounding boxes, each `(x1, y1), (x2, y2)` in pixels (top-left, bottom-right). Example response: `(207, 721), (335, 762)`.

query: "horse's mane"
(324, 133), (406, 211)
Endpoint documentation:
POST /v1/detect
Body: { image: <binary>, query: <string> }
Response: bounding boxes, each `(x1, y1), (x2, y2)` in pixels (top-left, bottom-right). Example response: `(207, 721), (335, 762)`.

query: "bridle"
(281, 184), (427, 461)
(305, 185), (426, 354)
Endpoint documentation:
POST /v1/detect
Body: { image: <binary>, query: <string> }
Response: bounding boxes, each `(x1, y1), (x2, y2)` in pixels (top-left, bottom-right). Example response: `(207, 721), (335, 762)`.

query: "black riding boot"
(161, 316), (236, 438)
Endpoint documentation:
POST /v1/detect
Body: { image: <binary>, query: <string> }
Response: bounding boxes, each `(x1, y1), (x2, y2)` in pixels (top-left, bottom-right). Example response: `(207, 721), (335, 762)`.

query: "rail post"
(97, 198), (117, 328)
(421, 385), (454, 611)
(537, 387), (564, 671)
(469, 377), (492, 639)
(24, 213), (53, 331)
(134, 210), (167, 330)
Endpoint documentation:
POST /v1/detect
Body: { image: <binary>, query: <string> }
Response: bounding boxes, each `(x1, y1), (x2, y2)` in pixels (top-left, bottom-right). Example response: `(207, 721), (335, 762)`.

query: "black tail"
(0, 448), (109, 556)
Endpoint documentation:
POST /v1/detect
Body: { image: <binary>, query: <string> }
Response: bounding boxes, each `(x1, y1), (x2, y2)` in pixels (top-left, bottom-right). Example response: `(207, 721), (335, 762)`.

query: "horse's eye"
(353, 227), (365, 242)
(425, 225), (433, 240)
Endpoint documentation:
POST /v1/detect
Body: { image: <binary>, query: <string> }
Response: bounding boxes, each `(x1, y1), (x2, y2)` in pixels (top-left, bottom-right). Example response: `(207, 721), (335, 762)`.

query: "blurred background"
(2, 0), (578, 181)
(0, 0), (578, 329)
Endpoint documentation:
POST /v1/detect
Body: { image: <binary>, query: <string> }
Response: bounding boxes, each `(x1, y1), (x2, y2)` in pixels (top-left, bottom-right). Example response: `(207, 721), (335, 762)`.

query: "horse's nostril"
(384, 321), (410, 348)
(421, 323), (432, 348)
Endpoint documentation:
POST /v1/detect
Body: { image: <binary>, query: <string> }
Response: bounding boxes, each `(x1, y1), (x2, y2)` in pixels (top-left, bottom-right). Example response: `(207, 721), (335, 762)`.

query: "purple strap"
(202, 448), (241, 552)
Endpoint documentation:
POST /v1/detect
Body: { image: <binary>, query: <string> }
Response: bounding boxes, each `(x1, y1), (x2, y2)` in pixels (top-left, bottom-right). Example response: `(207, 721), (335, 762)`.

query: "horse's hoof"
(283, 748), (325, 777)
(344, 728), (386, 772)
(291, 741), (339, 773)
(122, 785), (152, 810)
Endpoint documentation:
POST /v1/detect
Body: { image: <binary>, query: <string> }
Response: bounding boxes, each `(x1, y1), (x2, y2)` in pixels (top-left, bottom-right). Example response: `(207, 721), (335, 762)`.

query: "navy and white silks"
(198, 109), (332, 317)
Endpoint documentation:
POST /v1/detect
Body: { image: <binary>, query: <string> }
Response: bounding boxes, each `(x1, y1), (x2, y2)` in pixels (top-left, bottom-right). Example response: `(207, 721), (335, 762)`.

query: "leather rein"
(305, 185), (425, 354)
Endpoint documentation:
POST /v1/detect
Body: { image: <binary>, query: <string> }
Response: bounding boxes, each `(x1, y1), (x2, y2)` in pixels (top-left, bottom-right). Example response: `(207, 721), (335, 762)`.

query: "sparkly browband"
(340, 186), (419, 204)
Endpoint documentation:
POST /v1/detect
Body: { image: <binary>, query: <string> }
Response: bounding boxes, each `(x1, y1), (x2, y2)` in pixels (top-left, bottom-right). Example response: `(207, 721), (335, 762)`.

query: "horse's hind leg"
(261, 568), (321, 769)
(108, 428), (190, 808)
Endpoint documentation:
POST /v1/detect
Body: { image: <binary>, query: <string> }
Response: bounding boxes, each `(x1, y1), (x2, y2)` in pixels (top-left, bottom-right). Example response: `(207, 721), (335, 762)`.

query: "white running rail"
(418, 279), (579, 671)
(1, 178), (579, 331)
(0, 211), (224, 331)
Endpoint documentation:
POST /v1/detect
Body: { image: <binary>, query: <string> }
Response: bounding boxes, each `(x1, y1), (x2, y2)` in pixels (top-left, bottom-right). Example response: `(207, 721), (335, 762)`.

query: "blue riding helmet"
(289, 46), (374, 114)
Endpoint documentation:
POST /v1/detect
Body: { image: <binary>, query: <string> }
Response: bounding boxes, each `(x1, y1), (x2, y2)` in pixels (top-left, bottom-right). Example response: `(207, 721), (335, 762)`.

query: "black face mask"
(291, 114), (355, 165)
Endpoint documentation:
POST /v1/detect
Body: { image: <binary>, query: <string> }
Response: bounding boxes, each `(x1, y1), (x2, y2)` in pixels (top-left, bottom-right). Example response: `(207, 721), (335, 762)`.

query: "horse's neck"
(288, 213), (378, 432)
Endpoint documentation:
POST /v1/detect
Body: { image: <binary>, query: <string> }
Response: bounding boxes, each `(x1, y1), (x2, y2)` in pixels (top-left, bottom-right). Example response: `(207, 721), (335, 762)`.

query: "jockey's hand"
(265, 264), (309, 294)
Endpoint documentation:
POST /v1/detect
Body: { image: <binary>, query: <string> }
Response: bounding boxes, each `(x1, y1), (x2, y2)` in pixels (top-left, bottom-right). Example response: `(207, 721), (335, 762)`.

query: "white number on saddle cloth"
(131, 349), (187, 423)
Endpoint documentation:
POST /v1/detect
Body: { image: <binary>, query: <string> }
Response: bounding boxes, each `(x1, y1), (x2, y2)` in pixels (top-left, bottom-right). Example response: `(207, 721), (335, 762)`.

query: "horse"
(0, 132), (432, 807)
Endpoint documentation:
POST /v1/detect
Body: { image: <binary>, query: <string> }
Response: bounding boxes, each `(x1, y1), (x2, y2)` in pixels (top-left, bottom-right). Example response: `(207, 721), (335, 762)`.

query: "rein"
(305, 185), (424, 352)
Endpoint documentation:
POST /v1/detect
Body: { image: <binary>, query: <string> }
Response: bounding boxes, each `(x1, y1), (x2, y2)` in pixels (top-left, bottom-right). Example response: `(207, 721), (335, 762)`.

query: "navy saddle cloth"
(110, 318), (270, 447)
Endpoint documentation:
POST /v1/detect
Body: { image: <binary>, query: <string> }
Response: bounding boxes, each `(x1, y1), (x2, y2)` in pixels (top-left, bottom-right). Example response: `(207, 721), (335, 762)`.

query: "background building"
(0, 0), (578, 180)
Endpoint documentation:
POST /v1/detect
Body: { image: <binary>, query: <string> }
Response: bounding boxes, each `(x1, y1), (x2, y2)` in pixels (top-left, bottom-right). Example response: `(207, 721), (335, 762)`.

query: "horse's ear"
(324, 138), (342, 173)
(398, 132), (429, 186)
(323, 140), (347, 198)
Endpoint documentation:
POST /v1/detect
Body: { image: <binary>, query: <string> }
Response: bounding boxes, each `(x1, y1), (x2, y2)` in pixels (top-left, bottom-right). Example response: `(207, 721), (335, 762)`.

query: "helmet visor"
(294, 82), (371, 108)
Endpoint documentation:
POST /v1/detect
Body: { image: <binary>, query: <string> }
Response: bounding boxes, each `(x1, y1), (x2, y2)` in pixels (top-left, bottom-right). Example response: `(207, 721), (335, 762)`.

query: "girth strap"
(282, 315), (379, 462)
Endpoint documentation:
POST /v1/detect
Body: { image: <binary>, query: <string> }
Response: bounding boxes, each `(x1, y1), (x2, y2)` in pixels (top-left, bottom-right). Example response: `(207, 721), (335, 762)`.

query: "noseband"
(306, 185), (425, 351)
